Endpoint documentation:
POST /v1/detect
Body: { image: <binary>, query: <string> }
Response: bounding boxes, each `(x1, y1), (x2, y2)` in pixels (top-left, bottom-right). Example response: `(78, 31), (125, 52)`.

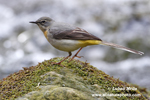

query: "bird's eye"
(41, 21), (46, 23)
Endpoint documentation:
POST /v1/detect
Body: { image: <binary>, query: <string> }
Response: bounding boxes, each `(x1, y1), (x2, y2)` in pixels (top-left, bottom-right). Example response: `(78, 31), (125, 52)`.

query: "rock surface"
(0, 57), (148, 100)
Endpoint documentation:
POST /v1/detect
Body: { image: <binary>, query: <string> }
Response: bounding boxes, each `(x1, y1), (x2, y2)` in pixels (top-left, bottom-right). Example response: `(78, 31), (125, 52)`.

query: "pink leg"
(53, 52), (72, 67)
(69, 47), (83, 62)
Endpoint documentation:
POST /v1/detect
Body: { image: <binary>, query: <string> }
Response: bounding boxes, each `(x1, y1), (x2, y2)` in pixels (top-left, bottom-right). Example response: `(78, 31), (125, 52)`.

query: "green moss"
(0, 57), (148, 100)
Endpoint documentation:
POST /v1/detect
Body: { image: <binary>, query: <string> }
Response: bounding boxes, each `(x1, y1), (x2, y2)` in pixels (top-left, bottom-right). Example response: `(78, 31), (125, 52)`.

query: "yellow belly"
(78, 40), (102, 47)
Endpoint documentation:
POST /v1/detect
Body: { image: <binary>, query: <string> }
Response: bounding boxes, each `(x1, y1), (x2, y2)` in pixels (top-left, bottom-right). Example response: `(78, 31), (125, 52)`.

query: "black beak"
(29, 21), (38, 24)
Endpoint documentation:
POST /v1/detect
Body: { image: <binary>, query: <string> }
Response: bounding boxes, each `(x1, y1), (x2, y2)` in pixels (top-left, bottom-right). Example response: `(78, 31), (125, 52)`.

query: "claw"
(51, 62), (64, 67)
(76, 56), (84, 58)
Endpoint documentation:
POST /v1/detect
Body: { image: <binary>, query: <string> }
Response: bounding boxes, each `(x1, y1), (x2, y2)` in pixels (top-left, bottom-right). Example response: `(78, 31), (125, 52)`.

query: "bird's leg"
(69, 47), (83, 62)
(52, 52), (72, 67)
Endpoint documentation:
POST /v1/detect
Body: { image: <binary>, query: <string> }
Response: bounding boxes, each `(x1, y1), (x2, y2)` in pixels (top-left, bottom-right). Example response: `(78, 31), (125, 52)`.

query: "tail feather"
(101, 41), (144, 55)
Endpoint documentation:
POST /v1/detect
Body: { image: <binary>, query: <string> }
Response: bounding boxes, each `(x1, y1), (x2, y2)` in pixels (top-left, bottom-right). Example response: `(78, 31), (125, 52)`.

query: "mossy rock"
(0, 57), (148, 100)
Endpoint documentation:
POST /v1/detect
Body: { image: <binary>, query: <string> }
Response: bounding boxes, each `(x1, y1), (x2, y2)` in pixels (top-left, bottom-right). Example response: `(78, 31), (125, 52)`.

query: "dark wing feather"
(52, 27), (102, 41)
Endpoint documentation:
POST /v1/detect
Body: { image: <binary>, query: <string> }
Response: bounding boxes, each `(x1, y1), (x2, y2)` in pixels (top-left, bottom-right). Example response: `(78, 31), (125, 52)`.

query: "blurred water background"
(0, 0), (150, 90)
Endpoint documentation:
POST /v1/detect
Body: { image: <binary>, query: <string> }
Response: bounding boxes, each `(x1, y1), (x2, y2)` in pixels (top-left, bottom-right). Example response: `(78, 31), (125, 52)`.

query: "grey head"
(30, 17), (54, 32)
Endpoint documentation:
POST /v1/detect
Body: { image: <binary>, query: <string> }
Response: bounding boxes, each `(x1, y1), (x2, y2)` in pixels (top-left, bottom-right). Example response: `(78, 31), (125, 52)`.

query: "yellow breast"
(44, 30), (48, 39)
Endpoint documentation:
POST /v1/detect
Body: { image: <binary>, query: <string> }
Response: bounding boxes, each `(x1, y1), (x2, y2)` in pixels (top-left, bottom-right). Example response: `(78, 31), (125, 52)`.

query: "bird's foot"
(69, 55), (84, 62)
(50, 62), (64, 67)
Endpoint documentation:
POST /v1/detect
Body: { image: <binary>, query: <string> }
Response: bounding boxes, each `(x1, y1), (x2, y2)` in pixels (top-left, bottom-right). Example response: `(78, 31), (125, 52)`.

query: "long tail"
(100, 41), (144, 55)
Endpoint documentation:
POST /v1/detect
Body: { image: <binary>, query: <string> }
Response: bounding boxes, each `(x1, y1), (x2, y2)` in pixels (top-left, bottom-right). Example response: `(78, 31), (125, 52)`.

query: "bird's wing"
(52, 27), (102, 40)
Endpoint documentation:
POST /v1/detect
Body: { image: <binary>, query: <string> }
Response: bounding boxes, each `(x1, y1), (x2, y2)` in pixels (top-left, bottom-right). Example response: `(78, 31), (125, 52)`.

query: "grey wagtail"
(30, 17), (144, 65)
